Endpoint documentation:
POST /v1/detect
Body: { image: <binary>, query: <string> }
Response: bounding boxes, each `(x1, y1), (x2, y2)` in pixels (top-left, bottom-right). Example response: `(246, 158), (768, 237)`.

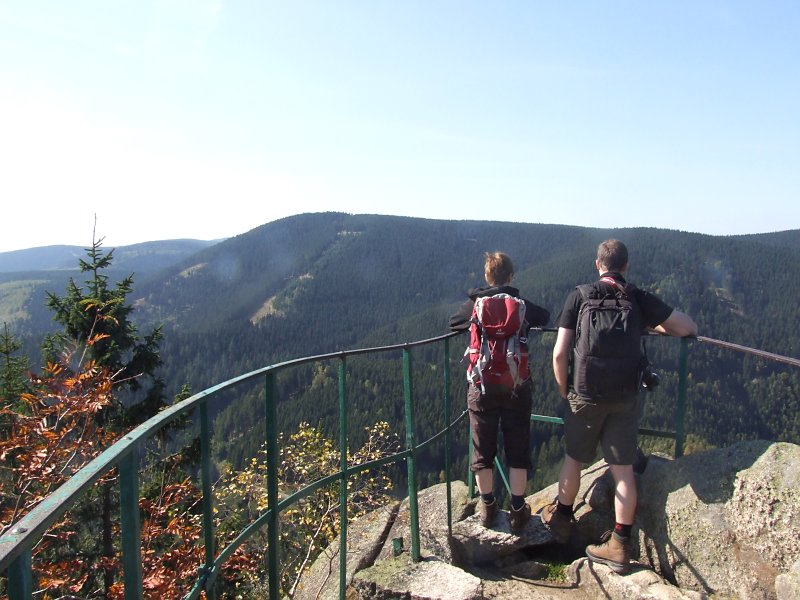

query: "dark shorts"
(563, 391), (641, 465)
(467, 379), (533, 472)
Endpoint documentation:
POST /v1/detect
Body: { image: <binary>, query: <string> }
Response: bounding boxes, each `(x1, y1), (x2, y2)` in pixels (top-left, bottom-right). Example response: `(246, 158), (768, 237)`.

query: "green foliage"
(214, 421), (401, 597)
(0, 324), (30, 414)
(0, 280), (46, 326)
(43, 237), (166, 427)
(543, 560), (568, 582)
(34, 236), (170, 596)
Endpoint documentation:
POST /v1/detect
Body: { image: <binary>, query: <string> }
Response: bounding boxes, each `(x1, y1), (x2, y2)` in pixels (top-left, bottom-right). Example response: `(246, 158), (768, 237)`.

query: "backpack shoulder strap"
(598, 276), (633, 298)
(576, 283), (600, 301)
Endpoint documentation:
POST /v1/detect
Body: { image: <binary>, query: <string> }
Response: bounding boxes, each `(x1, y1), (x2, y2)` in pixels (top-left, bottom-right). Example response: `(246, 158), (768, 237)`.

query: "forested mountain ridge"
(0, 239), (218, 273)
(0, 239), (219, 338)
(4, 213), (800, 489)
(127, 214), (800, 355)
(119, 214), (800, 480)
(732, 229), (800, 250)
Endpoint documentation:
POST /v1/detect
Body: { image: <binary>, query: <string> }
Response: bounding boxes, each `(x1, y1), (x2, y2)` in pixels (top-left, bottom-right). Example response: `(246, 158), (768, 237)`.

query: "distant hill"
(0, 239), (219, 273)
(123, 215), (800, 355)
(4, 214), (800, 488)
(731, 229), (800, 250)
(0, 239), (220, 336)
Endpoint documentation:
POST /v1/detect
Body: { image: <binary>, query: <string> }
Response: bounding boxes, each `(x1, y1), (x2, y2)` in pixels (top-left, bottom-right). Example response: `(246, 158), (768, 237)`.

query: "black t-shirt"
(556, 272), (673, 331)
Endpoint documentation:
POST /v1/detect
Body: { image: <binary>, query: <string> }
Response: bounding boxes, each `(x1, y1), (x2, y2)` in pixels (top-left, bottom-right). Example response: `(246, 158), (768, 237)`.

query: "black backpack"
(571, 277), (644, 401)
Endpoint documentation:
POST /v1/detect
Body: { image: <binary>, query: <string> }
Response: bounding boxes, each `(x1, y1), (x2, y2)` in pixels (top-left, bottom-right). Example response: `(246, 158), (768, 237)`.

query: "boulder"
(352, 555), (482, 600)
(527, 459), (619, 557)
(568, 558), (707, 599)
(297, 441), (800, 600)
(450, 505), (553, 565)
(637, 440), (800, 599)
(377, 480), (471, 563)
(293, 501), (401, 600)
(775, 559), (800, 600)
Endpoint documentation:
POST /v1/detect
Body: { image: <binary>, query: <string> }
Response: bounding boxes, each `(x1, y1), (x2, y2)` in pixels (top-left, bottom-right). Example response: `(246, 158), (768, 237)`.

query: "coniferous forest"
(3, 213), (799, 495)
(3, 213), (800, 595)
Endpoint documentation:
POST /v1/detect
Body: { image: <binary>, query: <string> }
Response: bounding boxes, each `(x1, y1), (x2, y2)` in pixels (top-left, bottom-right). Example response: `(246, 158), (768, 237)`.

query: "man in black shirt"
(542, 239), (697, 573)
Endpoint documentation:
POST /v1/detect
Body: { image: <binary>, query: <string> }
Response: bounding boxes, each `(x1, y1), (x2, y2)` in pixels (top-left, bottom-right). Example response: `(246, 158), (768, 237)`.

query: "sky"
(1, 1), (798, 253)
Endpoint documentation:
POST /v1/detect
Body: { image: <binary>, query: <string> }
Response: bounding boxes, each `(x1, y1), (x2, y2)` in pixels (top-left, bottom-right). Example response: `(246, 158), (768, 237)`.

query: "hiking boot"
(508, 501), (531, 534)
(585, 530), (632, 574)
(478, 499), (498, 527)
(539, 500), (575, 543)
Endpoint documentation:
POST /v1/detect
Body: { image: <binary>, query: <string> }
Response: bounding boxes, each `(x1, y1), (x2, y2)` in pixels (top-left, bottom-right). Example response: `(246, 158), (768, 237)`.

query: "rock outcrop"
(353, 556), (483, 600)
(293, 502), (401, 600)
(375, 475), (472, 564)
(297, 440), (800, 600)
(636, 440), (800, 600)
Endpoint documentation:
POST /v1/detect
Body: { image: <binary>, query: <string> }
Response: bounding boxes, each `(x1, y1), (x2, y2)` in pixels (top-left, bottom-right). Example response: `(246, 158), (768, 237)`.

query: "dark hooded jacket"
(449, 285), (550, 333)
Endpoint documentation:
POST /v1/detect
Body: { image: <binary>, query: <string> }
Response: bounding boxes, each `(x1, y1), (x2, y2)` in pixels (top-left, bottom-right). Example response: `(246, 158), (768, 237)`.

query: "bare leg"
(608, 464), (636, 524)
(475, 468), (494, 496)
(557, 454), (583, 505)
(509, 467), (528, 497)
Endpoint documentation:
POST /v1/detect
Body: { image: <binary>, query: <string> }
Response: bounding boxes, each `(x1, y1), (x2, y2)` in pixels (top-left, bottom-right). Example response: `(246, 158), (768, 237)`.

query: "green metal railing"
(2, 329), (799, 599)
(0, 332), (465, 600)
(524, 329), (694, 458)
(468, 330), (800, 497)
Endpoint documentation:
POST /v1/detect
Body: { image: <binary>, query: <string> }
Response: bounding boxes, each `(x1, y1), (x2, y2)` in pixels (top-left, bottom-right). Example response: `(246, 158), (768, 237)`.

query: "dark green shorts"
(563, 392), (641, 465)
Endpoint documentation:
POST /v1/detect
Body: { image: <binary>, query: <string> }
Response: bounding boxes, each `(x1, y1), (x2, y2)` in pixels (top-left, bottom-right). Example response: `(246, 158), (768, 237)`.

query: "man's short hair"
(484, 251), (514, 286)
(597, 239), (629, 272)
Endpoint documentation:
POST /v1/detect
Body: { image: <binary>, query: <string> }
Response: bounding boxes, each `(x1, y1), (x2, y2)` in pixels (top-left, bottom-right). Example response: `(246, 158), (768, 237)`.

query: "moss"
(542, 561), (568, 583)
(356, 555), (413, 588)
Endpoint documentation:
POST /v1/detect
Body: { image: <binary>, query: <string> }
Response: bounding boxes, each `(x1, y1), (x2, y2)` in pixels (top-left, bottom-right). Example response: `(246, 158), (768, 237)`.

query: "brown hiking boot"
(585, 530), (632, 574)
(478, 499), (498, 527)
(539, 500), (575, 543)
(508, 501), (531, 534)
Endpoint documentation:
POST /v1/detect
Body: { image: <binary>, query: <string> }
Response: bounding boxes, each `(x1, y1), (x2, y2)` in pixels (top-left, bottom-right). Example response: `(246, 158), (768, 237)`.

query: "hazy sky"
(1, 1), (798, 252)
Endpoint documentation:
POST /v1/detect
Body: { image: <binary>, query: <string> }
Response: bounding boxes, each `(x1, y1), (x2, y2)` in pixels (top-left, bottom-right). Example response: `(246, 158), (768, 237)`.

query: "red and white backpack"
(464, 293), (529, 394)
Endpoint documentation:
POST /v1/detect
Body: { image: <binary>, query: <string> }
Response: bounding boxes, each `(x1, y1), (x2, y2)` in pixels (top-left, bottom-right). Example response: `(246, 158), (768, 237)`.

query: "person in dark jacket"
(450, 251), (550, 533)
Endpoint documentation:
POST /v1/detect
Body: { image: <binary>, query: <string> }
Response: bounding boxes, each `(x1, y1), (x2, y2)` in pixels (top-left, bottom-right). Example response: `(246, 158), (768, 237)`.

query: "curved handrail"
(3, 328), (799, 598)
(0, 331), (462, 598)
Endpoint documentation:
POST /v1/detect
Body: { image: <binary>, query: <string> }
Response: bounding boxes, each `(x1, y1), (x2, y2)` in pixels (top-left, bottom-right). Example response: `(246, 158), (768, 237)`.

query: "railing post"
(675, 337), (689, 458)
(338, 355), (348, 600)
(200, 401), (217, 598)
(265, 371), (280, 600)
(7, 549), (32, 600)
(119, 450), (142, 600)
(402, 346), (421, 562)
(443, 337), (453, 537)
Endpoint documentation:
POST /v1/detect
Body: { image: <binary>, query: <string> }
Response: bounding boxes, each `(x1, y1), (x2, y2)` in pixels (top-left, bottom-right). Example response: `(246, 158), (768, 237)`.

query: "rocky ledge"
(295, 440), (800, 600)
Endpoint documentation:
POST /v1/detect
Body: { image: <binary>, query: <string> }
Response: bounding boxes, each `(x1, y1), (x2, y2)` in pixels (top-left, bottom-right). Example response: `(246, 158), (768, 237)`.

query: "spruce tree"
(44, 236), (165, 427)
(0, 323), (30, 427)
(43, 235), (166, 594)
